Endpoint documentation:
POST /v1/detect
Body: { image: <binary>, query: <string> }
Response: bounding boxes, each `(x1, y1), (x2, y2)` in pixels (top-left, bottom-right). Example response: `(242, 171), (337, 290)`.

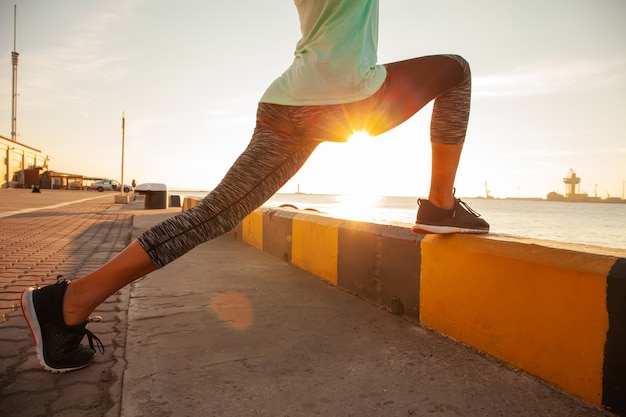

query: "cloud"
(474, 58), (626, 98)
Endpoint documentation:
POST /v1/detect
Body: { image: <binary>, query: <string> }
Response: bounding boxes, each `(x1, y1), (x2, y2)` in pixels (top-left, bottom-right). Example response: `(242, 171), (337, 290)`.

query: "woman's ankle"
(62, 282), (90, 326)
(428, 192), (455, 210)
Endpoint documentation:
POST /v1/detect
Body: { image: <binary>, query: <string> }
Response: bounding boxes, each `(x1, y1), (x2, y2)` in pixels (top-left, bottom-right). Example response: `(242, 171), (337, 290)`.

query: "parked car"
(90, 179), (133, 193)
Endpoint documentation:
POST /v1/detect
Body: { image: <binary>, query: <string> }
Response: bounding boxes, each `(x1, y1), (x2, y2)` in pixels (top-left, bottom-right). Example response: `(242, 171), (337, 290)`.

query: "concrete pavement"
(0, 189), (615, 416)
(0, 188), (112, 218)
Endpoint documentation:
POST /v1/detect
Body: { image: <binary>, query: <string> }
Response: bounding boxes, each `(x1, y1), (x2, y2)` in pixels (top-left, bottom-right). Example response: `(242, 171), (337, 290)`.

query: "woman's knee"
(443, 54), (471, 81)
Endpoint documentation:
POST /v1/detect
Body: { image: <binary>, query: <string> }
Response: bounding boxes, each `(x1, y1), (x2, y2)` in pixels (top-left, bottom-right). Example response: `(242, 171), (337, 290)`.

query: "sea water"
(175, 191), (626, 250)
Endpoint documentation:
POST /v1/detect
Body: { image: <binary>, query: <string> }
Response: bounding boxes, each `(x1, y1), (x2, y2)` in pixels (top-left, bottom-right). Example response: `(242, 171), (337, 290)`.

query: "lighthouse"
(563, 169), (580, 197)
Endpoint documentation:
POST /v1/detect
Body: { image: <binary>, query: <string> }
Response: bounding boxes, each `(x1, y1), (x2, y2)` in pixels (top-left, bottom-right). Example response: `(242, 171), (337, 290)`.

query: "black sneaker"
(20, 276), (104, 373)
(412, 198), (489, 234)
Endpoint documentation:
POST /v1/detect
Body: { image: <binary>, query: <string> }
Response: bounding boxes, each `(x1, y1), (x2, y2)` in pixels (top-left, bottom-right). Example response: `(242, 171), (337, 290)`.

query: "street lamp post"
(121, 112), (125, 196)
(114, 112), (130, 204)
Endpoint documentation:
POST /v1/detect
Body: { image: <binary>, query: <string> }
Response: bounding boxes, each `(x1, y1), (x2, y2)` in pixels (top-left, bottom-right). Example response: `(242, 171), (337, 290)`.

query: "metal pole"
(121, 112), (125, 195)
(11, 5), (19, 142)
(5, 148), (10, 187)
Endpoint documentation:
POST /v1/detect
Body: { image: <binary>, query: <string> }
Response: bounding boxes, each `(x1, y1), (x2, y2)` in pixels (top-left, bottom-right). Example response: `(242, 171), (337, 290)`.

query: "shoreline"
(171, 189), (626, 204)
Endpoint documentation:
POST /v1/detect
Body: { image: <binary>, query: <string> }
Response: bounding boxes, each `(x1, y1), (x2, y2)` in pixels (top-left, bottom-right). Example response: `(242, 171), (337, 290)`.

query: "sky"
(1, 0), (625, 199)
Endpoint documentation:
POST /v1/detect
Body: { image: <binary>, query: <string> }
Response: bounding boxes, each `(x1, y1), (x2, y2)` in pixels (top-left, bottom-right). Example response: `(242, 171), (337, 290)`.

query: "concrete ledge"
(421, 234), (611, 406)
(114, 194), (130, 204)
(183, 197), (626, 415)
(336, 219), (422, 321)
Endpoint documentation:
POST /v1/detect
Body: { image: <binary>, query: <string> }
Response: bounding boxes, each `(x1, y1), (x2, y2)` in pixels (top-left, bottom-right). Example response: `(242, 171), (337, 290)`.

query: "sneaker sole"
(20, 288), (91, 373)
(412, 224), (489, 234)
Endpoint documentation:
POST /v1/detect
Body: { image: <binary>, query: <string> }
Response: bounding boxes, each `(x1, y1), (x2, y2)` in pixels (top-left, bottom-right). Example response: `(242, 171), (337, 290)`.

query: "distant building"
(0, 135), (49, 188)
(39, 170), (105, 190)
(547, 169), (625, 203)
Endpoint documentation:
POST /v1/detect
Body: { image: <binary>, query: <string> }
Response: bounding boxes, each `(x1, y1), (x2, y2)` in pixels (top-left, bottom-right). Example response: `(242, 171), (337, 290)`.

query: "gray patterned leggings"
(137, 54), (471, 268)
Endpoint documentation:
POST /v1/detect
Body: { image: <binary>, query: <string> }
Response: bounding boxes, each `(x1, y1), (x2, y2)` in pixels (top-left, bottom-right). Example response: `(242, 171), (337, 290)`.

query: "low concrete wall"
(183, 198), (626, 415)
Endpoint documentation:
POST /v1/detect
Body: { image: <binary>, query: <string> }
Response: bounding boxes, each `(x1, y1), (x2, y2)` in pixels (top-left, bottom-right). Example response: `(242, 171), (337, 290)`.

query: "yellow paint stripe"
(291, 215), (341, 285)
(420, 234), (611, 405)
(242, 211), (264, 250)
(182, 197), (200, 211)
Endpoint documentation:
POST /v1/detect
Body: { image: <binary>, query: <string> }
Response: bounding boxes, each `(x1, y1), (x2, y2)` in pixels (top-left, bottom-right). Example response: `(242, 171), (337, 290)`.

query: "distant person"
(21, 0), (489, 373)
(131, 179), (136, 189)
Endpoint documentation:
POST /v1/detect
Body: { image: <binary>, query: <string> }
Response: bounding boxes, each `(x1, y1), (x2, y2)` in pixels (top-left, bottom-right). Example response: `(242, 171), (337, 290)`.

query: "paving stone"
(0, 300), (20, 312)
(1, 309), (28, 325)
(0, 325), (30, 341)
(0, 199), (133, 417)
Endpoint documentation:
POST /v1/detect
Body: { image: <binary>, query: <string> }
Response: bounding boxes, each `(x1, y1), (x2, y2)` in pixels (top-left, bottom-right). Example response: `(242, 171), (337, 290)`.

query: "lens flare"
(209, 290), (254, 331)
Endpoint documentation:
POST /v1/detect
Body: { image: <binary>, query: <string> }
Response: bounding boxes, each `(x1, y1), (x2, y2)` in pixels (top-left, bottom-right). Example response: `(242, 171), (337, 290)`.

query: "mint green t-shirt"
(260, 0), (387, 105)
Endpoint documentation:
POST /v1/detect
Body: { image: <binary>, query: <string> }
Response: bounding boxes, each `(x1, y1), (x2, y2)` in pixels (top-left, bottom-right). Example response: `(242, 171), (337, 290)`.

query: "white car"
(90, 179), (133, 193)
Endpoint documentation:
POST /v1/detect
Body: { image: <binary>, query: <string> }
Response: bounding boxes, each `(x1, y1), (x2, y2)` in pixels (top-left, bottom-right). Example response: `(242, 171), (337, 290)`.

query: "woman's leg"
(63, 241), (154, 325)
(368, 55), (471, 209)
(356, 54), (487, 232)
(429, 143), (463, 209)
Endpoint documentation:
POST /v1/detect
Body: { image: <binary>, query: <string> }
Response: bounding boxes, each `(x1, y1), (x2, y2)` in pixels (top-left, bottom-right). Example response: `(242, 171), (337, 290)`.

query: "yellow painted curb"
(420, 234), (612, 405)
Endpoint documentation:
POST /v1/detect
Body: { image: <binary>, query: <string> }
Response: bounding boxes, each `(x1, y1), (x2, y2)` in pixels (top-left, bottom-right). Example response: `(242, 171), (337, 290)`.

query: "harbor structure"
(563, 169), (582, 198)
(546, 169), (624, 203)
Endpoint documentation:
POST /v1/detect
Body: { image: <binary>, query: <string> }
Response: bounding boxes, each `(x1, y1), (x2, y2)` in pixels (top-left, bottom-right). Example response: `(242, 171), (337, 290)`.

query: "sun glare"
(293, 127), (424, 198)
(333, 193), (383, 222)
(348, 130), (372, 142)
(326, 130), (384, 220)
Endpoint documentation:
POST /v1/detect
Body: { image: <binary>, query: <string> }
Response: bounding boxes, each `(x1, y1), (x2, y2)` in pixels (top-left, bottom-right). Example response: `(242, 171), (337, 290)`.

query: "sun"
(347, 130), (372, 143)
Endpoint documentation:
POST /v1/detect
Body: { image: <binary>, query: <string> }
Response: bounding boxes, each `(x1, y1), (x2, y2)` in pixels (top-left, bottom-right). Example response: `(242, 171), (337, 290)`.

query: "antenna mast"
(11, 5), (19, 142)
(121, 112), (125, 195)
